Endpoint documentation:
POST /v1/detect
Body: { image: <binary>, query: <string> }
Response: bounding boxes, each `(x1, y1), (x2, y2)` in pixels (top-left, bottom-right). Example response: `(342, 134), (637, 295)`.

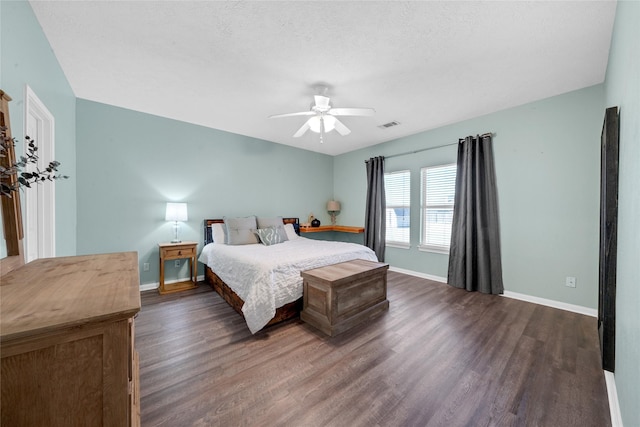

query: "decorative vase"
(311, 218), (321, 227)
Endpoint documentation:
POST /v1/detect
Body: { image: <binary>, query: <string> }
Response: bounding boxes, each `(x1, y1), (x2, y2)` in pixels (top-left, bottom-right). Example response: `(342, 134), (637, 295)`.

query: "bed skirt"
(205, 266), (302, 328)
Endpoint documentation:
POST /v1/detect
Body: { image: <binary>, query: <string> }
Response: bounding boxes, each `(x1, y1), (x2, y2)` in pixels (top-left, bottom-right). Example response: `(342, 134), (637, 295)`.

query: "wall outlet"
(174, 260), (180, 268)
(143, 263), (150, 272)
(565, 276), (576, 288)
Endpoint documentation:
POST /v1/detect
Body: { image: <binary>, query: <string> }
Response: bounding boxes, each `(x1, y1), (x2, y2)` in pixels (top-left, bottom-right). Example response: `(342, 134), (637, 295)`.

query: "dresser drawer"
(163, 246), (195, 259)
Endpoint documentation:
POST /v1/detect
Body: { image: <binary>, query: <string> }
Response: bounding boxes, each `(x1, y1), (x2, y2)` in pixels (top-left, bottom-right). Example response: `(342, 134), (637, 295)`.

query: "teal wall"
(0, 0), (77, 257)
(76, 100), (333, 285)
(335, 85), (604, 309)
(604, 1), (640, 425)
(2, 0), (638, 422)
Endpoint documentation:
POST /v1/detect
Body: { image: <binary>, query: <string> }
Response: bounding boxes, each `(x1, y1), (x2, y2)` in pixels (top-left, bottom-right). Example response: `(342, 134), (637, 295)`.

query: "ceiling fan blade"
(333, 118), (351, 136)
(314, 95), (331, 110)
(293, 119), (312, 137)
(269, 111), (315, 119)
(329, 107), (375, 117)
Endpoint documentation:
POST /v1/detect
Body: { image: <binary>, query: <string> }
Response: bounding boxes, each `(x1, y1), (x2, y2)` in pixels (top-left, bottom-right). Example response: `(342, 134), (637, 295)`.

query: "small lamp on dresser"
(165, 202), (188, 243)
(327, 200), (341, 225)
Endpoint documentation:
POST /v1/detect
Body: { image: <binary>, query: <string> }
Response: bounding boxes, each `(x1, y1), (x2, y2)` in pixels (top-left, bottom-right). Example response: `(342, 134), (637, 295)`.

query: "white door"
(24, 86), (55, 262)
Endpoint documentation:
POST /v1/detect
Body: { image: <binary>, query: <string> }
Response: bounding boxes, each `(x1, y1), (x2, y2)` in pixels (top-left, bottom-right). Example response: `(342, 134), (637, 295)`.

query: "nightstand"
(158, 241), (198, 294)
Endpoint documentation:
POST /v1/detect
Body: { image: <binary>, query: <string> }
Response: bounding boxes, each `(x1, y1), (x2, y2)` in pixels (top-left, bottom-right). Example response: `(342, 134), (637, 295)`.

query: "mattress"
(198, 237), (378, 333)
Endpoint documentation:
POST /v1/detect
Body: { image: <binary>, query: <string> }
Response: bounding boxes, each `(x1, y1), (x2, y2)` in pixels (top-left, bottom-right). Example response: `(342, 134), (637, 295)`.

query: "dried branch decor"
(1, 126), (68, 198)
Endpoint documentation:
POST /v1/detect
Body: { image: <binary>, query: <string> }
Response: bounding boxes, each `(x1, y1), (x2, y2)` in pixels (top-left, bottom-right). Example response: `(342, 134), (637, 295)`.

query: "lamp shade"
(327, 200), (341, 212)
(165, 202), (188, 222)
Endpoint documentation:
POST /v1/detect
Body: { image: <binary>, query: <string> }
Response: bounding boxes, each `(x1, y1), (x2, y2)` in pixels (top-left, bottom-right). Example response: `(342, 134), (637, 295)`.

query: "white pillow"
(211, 223), (226, 244)
(284, 223), (299, 240)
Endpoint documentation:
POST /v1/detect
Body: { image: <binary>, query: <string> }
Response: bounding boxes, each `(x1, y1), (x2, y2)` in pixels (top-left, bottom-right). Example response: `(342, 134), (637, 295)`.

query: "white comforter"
(198, 237), (378, 333)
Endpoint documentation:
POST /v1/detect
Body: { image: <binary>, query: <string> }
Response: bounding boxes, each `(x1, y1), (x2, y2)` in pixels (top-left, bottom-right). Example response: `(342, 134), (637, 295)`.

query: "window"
(420, 164), (456, 253)
(384, 170), (410, 248)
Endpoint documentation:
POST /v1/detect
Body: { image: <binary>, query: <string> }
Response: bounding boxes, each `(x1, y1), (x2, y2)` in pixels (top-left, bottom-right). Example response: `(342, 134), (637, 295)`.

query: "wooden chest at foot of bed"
(300, 259), (389, 336)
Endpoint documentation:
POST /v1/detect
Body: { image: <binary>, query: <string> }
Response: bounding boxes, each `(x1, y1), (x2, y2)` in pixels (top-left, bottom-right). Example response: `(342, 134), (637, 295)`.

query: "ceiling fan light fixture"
(308, 115), (336, 133)
(271, 88), (374, 140)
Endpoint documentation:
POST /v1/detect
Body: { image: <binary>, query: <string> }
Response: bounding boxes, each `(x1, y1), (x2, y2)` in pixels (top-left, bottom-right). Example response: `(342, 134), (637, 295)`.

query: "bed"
(199, 217), (378, 333)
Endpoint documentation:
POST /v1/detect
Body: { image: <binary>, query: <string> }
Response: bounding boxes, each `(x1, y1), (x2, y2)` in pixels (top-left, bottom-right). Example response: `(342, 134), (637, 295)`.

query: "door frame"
(24, 85), (56, 262)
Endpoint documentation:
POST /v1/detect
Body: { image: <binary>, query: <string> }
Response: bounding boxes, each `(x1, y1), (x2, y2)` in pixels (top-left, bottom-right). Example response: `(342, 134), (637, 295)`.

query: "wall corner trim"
(605, 371), (624, 427)
(502, 291), (597, 317)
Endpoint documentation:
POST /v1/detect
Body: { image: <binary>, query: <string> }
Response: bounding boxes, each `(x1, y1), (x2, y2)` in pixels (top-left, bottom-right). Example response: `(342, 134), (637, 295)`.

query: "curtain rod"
(372, 132), (494, 161)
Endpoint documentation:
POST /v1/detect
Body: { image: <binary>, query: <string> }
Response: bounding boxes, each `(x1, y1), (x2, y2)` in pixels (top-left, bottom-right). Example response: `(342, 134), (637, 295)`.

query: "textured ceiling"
(29, 1), (616, 156)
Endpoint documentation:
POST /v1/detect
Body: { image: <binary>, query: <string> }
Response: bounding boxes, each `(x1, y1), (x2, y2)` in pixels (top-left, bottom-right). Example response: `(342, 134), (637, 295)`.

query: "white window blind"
(384, 170), (410, 247)
(420, 164), (456, 253)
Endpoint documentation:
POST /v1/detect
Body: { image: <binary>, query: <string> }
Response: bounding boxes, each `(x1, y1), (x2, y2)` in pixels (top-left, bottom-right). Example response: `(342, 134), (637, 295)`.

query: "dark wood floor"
(136, 272), (611, 427)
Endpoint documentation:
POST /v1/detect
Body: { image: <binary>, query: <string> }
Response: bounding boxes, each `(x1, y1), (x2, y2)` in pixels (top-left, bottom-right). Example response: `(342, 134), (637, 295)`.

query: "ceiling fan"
(269, 87), (375, 143)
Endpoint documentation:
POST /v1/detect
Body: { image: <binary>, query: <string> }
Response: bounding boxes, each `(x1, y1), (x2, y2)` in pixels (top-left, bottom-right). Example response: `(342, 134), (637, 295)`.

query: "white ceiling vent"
(378, 121), (401, 129)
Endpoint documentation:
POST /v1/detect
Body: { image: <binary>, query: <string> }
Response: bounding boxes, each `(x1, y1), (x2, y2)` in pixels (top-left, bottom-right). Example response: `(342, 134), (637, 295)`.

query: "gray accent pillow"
(257, 217), (288, 241)
(255, 226), (285, 246)
(224, 216), (259, 245)
(257, 217), (283, 228)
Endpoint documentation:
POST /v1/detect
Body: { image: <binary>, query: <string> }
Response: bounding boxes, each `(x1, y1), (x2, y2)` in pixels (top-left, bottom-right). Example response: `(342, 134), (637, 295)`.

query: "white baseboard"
(388, 266), (597, 317)
(140, 275), (205, 292)
(150, 267), (597, 317)
(139, 282), (158, 292)
(604, 371), (623, 427)
(502, 291), (597, 317)
(388, 266), (447, 283)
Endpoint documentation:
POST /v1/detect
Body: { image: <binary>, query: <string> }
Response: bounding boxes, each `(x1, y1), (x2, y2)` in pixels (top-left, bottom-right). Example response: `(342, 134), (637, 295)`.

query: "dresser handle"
(178, 250), (182, 255)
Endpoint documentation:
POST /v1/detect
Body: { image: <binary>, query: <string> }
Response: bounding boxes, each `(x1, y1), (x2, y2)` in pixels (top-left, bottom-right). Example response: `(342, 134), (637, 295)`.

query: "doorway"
(24, 86), (55, 263)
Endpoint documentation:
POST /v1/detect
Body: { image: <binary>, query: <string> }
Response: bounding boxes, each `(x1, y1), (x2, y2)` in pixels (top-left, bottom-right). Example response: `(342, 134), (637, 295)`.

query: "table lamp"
(165, 202), (188, 243)
(327, 200), (341, 225)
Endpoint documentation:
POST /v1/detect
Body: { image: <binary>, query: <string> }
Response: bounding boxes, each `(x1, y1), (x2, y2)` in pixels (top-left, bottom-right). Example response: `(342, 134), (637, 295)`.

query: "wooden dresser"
(0, 252), (141, 427)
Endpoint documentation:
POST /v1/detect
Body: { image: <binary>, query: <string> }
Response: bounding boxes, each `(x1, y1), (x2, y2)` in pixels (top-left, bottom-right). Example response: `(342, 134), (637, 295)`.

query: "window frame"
(419, 163), (456, 254)
(384, 169), (411, 249)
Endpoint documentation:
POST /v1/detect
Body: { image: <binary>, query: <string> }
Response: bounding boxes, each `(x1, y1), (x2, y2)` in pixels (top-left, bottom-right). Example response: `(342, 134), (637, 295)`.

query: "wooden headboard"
(203, 217), (300, 245)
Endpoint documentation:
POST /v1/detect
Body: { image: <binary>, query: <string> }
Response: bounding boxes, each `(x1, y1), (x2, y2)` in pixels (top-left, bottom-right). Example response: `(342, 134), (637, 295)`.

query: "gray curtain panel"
(364, 156), (386, 262)
(447, 135), (504, 294)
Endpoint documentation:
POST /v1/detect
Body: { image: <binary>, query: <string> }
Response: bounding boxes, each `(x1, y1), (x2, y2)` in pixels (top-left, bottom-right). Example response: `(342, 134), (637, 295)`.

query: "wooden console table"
(299, 225), (364, 234)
